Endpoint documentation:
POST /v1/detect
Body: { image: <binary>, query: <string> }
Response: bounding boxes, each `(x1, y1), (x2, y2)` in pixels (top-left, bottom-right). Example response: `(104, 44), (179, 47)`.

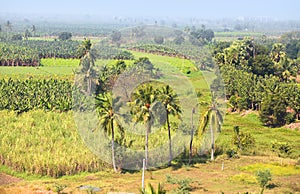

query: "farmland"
(0, 6), (300, 194)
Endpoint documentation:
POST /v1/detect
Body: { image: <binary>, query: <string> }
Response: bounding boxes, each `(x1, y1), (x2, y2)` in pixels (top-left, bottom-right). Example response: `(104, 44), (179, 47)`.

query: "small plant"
(271, 140), (293, 158)
(53, 183), (67, 194)
(139, 183), (166, 194)
(232, 126), (255, 152)
(225, 148), (239, 159)
(166, 174), (193, 194)
(256, 169), (272, 194)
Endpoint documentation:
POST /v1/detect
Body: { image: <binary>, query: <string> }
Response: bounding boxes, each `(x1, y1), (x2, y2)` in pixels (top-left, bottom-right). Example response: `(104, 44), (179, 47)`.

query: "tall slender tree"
(130, 84), (158, 168)
(77, 38), (96, 95)
(95, 92), (123, 172)
(199, 100), (223, 160)
(158, 85), (181, 166)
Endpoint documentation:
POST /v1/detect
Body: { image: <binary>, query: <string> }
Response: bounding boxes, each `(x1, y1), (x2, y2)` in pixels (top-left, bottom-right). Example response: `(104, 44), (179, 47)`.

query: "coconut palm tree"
(77, 38), (96, 95)
(95, 92), (123, 172)
(130, 84), (158, 168)
(158, 85), (181, 166)
(199, 100), (223, 161)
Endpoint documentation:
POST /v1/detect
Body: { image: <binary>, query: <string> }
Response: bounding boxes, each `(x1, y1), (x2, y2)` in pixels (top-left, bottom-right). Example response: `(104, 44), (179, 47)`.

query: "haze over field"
(1, 0), (300, 20)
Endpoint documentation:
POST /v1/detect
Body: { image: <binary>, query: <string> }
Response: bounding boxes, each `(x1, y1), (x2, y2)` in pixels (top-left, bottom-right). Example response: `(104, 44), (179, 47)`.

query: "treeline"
(213, 36), (300, 127)
(0, 42), (40, 66)
(0, 40), (80, 66)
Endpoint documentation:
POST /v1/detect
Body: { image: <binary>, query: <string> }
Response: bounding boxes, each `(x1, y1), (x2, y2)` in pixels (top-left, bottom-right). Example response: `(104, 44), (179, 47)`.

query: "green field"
(0, 50), (299, 193)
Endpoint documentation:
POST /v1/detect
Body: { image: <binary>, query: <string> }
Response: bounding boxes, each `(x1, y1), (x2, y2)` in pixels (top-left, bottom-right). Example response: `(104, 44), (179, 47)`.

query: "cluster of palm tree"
(96, 83), (181, 171)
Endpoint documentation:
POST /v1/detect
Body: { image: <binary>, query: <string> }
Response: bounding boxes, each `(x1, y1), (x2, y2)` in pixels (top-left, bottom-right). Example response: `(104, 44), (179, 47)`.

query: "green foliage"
(232, 126), (255, 151)
(58, 32), (72, 41)
(53, 183), (67, 194)
(1, 39), (80, 59)
(0, 78), (74, 113)
(189, 26), (215, 43)
(166, 174), (193, 194)
(154, 36), (164, 44)
(11, 34), (23, 40)
(140, 183), (166, 194)
(130, 44), (187, 58)
(113, 50), (134, 60)
(230, 173), (257, 184)
(0, 42), (40, 66)
(256, 169), (272, 194)
(271, 141), (293, 158)
(111, 30), (121, 43)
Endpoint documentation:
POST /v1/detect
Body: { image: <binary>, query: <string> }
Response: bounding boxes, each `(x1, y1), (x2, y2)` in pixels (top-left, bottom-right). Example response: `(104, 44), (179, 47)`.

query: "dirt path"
(0, 173), (21, 185)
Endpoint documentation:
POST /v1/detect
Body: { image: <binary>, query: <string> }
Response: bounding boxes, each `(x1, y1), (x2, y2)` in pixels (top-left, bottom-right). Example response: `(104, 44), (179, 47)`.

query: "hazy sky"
(1, 0), (300, 20)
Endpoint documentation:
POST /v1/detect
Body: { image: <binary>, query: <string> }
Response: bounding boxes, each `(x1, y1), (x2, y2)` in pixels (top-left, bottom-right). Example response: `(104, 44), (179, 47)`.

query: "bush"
(166, 174), (193, 194)
(232, 126), (255, 152)
(271, 141), (293, 158)
(226, 148), (239, 159)
(58, 32), (72, 41)
(256, 169), (272, 194)
(154, 36), (164, 44)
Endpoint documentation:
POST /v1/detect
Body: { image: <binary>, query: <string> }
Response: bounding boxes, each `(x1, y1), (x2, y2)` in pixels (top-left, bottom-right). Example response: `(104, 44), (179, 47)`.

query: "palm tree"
(95, 92), (123, 172)
(158, 85), (181, 166)
(77, 38), (96, 95)
(199, 100), (223, 161)
(130, 84), (158, 168)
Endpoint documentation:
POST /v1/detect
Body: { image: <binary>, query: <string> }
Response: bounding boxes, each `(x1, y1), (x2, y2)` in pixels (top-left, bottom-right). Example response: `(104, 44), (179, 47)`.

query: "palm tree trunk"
(167, 114), (172, 166)
(189, 110), (194, 165)
(210, 124), (214, 161)
(145, 121), (150, 169)
(111, 119), (117, 173)
(87, 77), (92, 96)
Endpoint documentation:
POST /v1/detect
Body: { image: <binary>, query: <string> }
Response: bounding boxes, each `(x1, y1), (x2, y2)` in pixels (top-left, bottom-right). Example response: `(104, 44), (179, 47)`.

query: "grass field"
(0, 51), (299, 193)
(0, 111), (299, 193)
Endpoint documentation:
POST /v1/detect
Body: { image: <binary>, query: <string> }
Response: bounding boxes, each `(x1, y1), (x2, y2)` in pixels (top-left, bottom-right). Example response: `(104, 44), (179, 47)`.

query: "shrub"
(256, 169), (272, 194)
(232, 126), (255, 152)
(271, 141), (293, 158)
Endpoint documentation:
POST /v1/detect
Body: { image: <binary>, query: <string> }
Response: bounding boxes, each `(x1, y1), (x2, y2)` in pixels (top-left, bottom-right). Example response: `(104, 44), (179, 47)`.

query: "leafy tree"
(158, 85), (181, 166)
(6, 20), (12, 30)
(32, 25), (36, 35)
(256, 169), (272, 194)
(259, 76), (289, 127)
(111, 30), (121, 43)
(173, 36), (184, 45)
(251, 55), (275, 76)
(24, 29), (32, 40)
(130, 84), (159, 168)
(95, 92), (123, 172)
(58, 32), (72, 41)
(11, 34), (23, 40)
(154, 36), (164, 44)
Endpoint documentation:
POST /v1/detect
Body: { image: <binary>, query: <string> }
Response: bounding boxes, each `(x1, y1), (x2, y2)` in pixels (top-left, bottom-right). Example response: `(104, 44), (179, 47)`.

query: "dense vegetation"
(0, 79), (73, 113)
(0, 19), (299, 193)
(0, 42), (39, 66)
(213, 37), (300, 127)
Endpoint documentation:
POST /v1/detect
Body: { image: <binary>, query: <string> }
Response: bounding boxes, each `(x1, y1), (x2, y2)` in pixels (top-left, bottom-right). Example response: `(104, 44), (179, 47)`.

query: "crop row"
(0, 42), (40, 66)
(6, 40), (81, 59)
(0, 79), (74, 113)
(129, 44), (188, 59)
